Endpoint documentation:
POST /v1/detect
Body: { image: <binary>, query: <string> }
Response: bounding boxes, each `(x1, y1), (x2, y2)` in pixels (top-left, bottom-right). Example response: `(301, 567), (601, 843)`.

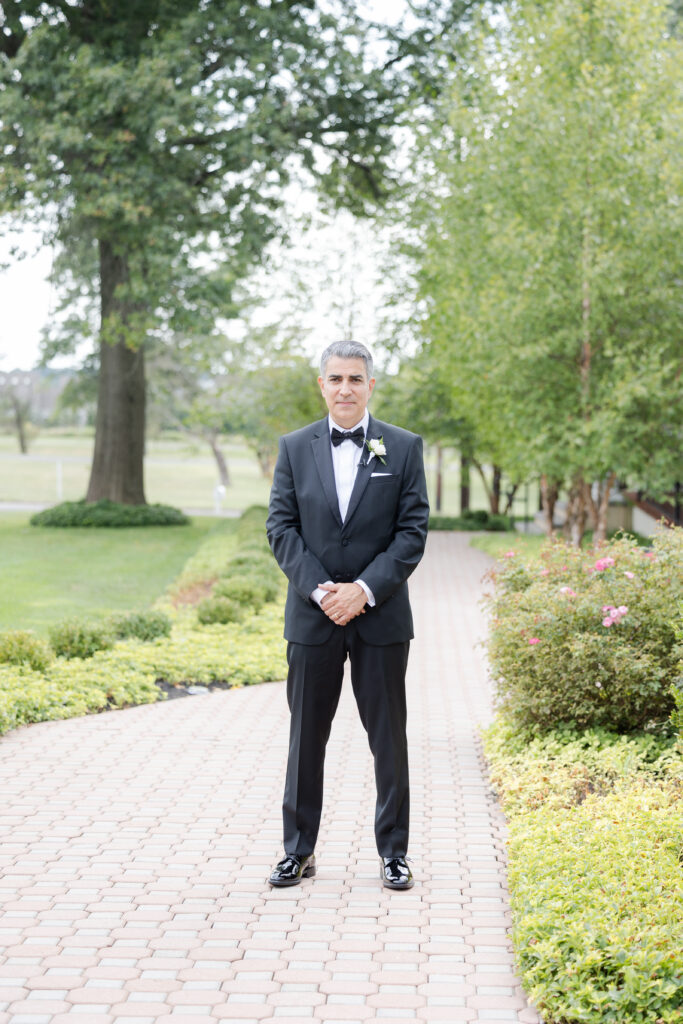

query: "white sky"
(0, 0), (410, 372)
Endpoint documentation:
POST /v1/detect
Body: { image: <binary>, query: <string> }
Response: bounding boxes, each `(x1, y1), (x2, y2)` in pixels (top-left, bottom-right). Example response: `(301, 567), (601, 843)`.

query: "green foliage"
(107, 607), (286, 689)
(228, 356), (327, 476)
(109, 610), (172, 642)
(0, 506), (287, 736)
(213, 576), (268, 611)
(671, 602), (683, 738)
(30, 499), (189, 528)
(0, 631), (52, 672)
(0, 658), (160, 735)
(483, 718), (681, 817)
(485, 528), (683, 731)
(49, 619), (115, 660)
(483, 722), (683, 1023)
(197, 596), (244, 625)
(429, 511), (512, 531)
(0, 1), (429, 372)
(400, 0), (683, 529)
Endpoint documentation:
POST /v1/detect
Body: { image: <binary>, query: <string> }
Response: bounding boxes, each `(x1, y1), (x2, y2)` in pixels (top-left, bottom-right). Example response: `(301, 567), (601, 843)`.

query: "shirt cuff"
(355, 579), (375, 607)
(311, 582), (335, 607)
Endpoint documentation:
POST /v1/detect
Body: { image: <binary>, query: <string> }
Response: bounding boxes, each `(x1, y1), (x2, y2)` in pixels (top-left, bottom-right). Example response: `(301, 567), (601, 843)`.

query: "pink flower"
(602, 605), (615, 613)
(624, 571), (635, 579)
(560, 586), (577, 596)
(609, 608), (620, 619)
(539, 568), (550, 576)
(528, 637), (540, 645)
(594, 556), (615, 571)
(618, 605), (628, 615)
(504, 550), (516, 558)
(602, 617), (613, 627)
(643, 551), (656, 559)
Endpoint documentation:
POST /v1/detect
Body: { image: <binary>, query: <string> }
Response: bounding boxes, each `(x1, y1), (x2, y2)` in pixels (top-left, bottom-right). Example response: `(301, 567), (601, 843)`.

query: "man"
(266, 340), (429, 890)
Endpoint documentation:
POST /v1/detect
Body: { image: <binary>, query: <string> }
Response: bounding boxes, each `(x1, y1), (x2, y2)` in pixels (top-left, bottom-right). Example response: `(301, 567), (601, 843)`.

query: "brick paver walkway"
(0, 532), (542, 1024)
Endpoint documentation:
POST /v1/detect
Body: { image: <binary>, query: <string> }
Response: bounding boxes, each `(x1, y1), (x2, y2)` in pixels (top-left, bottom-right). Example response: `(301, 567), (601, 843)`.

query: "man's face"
(318, 356), (375, 430)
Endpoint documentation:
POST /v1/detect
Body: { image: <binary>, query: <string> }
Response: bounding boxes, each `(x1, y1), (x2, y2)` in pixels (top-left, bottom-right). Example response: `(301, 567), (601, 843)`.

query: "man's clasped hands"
(319, 582), (367, 626)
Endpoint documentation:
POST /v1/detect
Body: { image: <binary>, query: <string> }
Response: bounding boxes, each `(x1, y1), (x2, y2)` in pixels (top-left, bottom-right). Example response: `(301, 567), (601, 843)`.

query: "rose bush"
(485, 527), (683, 731)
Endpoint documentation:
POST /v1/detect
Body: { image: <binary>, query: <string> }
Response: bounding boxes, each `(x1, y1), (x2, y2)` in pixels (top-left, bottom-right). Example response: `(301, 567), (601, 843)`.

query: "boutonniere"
(364, 436), (387, 465)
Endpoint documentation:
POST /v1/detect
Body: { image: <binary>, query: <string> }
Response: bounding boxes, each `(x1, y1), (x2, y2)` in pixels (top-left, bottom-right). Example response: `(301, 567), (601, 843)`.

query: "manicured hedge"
(0, 630), (51, 672)
(483, 721), (683, 1023)
(485, 528), (683, 731)
(31, 499), (189, 527)
(429, 509), (513, 531)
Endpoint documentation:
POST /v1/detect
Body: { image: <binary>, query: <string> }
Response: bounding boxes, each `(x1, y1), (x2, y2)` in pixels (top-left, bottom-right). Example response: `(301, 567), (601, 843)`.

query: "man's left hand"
(319, 582), (367, 626)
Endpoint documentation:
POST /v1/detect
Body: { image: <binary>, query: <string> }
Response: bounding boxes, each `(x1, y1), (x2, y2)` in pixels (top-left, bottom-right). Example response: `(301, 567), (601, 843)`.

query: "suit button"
(342, 539), (349, 546)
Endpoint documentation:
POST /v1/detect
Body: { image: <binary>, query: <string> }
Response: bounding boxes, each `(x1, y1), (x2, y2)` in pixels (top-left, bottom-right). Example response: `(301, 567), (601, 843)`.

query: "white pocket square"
(371, 472), (393, 477)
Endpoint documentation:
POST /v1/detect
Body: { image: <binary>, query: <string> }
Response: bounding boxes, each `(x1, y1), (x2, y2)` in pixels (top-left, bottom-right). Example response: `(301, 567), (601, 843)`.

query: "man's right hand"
(319, 582), (367, 626)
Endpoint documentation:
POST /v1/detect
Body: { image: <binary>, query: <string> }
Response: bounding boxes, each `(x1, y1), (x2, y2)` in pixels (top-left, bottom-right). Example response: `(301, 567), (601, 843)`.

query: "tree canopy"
(0, 0), (473, 502)
(398, 0), (683, 541)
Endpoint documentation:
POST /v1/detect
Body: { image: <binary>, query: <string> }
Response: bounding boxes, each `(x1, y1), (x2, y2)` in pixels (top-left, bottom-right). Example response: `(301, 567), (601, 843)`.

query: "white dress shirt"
(310, 412), (376, 610)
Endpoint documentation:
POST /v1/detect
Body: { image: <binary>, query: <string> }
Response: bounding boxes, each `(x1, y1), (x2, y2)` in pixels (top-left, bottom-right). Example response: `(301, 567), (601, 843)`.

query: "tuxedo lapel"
(311, 421), (343, 527)
(342, 413), (379, 530)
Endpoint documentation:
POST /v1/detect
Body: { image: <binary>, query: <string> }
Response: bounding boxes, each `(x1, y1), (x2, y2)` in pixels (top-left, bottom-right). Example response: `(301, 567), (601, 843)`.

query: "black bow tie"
(331, 426), (365, 448)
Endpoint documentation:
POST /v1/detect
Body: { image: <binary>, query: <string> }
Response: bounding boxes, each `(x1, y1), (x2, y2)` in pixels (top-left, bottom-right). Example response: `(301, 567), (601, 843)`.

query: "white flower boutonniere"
(365, 436), (387, 465)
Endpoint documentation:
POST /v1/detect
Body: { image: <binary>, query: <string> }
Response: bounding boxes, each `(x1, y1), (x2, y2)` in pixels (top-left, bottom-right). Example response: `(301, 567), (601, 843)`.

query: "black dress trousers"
(282, 619), (410, 859)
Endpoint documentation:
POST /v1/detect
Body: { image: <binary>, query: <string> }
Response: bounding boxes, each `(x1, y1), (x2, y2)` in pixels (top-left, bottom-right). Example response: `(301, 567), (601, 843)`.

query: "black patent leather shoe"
(268, 853), (316, 887)
(380, 856), (414, 890)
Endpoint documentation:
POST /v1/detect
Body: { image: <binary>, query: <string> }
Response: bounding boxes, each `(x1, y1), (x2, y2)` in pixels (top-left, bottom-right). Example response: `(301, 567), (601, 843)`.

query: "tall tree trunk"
(540, 474), (561, 536)
(10, 393), (29, 454)
(564, 473), (588, 547)
(473, 458), (493, 510)
(583, 471), (617, 545)
(209, 433), (231, 487)
(460, 453), (470, 513)
(503, 483), (518, 516)
(257, 447), (275, 479)
(435, 443), (443, 512)
(491, 464), (502, 514)
(86, 240), (146, 504)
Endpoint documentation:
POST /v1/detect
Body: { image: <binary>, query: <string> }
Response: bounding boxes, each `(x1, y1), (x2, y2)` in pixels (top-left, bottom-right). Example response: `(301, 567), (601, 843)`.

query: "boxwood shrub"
(485, 527), (683, 731)
(429, 510), (513, 531)
(197, 595), (245, 625)
(109, 610), (172, 642)
(49, 619), (116, 660)
(213, 576), (268, 611)
(31, 499), (189, 528)
(0, 631), (52, 672)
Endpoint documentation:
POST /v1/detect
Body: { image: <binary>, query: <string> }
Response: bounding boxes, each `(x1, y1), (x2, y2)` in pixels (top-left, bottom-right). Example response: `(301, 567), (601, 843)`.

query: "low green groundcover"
(0, 506), (286, 735)
(31, 499), (189, 527)
(484, 721), (683, 1023)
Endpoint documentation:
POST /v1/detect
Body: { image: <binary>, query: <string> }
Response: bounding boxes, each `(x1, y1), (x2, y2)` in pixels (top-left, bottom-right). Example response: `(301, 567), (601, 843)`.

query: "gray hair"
(320, 340), (374, 379)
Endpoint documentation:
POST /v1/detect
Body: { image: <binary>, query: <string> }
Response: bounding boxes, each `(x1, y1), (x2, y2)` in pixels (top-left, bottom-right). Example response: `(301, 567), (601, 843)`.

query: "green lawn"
(0, 512), (230, 634)
(469, 530), (547, 561)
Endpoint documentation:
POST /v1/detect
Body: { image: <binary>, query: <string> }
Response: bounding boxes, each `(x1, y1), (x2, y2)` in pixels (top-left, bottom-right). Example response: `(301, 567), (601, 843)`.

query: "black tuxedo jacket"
(266, 414), (429, 646)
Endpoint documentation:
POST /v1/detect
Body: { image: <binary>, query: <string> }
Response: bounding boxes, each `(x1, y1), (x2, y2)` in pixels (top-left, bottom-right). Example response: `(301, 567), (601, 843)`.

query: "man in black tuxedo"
(266, 340), (429, 889)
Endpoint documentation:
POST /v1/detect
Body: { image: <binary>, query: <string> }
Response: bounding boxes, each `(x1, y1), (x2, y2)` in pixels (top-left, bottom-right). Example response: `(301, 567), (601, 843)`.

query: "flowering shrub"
(485, 527), (683, 731)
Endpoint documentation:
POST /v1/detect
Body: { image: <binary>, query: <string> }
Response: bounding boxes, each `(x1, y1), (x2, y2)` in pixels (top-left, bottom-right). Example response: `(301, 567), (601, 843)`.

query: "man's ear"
(368, 377), (376, 397)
